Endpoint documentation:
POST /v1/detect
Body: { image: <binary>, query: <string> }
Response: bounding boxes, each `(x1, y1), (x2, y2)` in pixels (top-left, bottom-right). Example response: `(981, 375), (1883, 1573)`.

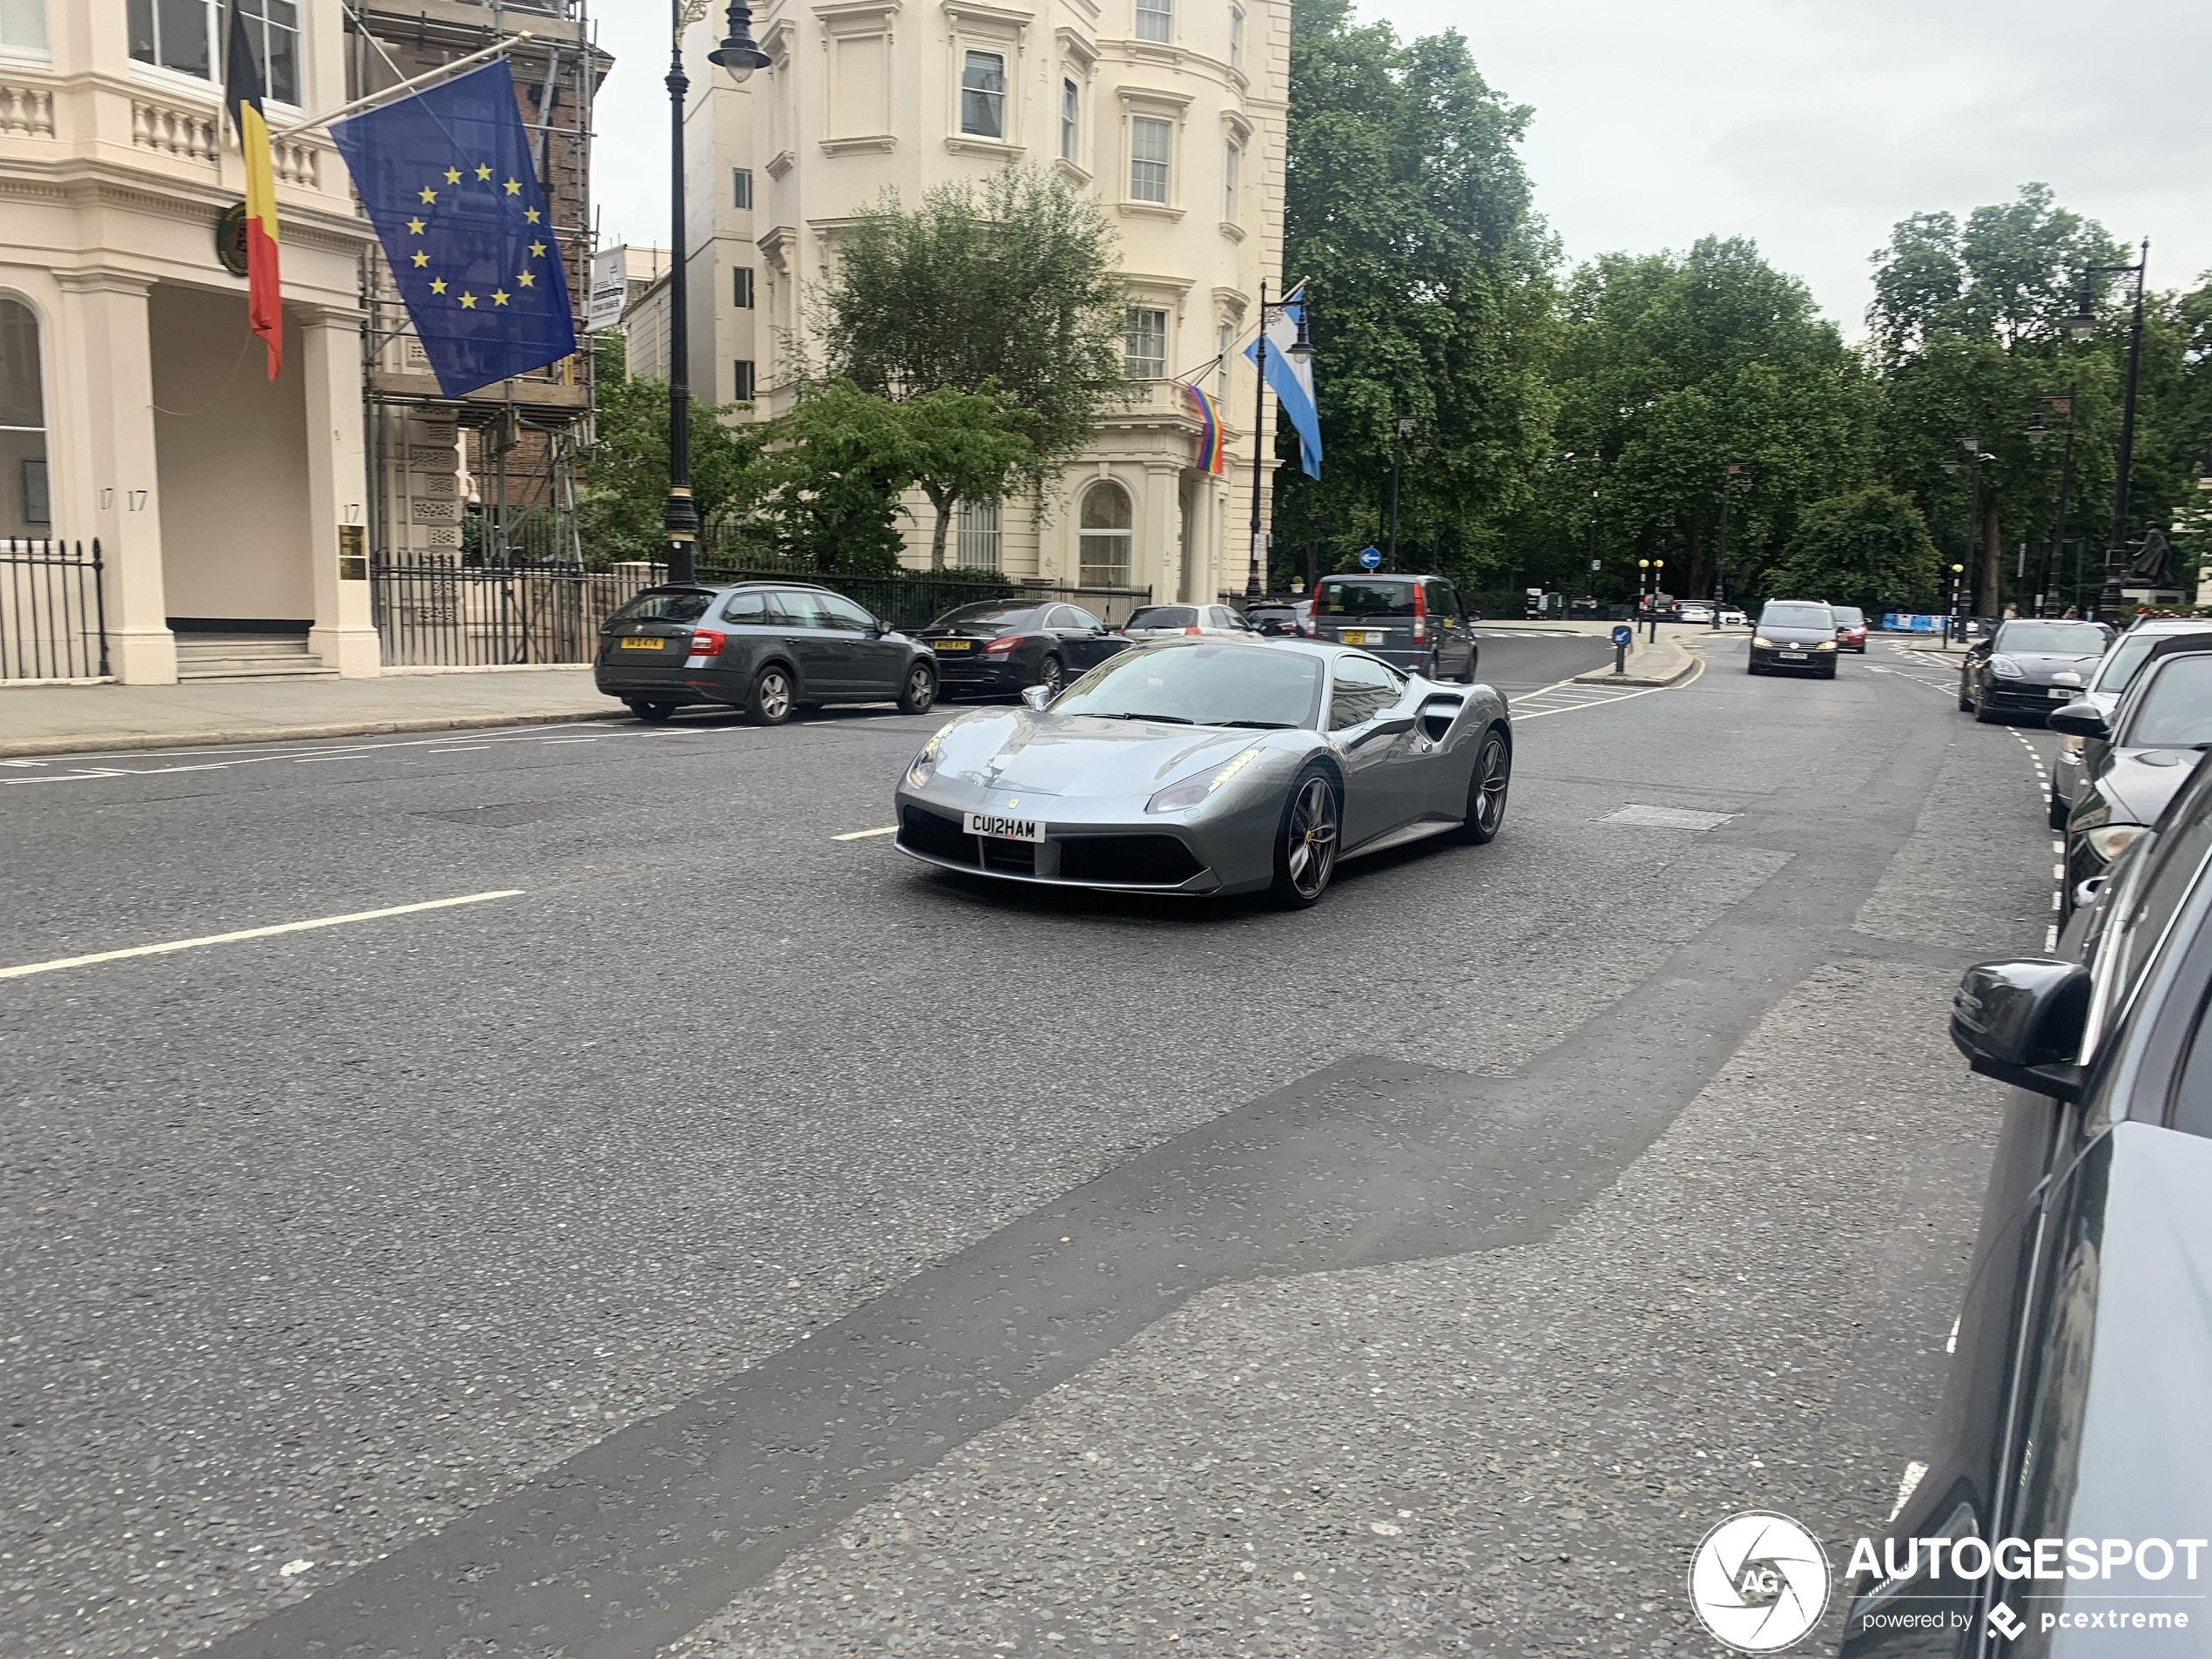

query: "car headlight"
(907, 721), (954, 786)
(1752, 635), (1773, 648)
(2086, 823), (2148, 862)
(1145, 745), (1264, 813)
(1817, 639), (1838, 651)
(1989, 655), (2024, 678)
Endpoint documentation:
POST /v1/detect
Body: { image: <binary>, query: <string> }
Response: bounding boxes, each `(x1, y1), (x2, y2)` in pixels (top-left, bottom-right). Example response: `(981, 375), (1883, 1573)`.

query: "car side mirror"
(1950, 958), (2091, 1103)
(2047, 701), (2109, 739)
(1020, 684), (1054, 711)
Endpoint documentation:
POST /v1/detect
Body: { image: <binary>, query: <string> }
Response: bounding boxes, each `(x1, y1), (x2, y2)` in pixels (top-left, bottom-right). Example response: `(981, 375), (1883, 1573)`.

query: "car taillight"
(982, 636), (1022, 654)
(688, 629), (727, 657)
(1184, 625), (1204, 635)
(1411, 583), (1427, 643)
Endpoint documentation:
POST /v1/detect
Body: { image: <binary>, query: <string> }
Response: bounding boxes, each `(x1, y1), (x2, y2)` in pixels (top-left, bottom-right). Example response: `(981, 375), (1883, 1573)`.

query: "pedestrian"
(2061, 605), (2080, 619)
(2002, 602), (2019, 620)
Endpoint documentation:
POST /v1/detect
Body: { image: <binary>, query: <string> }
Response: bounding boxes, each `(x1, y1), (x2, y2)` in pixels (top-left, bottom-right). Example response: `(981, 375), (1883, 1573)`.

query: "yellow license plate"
(1339, 629), (1368, 645)
(620, 637), (661, 650)
(934, 639), (974, 651)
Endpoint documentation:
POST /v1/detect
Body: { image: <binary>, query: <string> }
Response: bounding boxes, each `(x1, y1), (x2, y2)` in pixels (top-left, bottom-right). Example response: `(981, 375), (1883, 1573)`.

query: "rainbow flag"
(1186, 383), (1228, 475)
(224, 1), (281, 378)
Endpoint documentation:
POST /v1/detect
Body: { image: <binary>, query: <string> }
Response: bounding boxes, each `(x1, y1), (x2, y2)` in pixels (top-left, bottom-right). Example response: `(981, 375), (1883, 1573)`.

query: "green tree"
(815, 164), (1127, 566)
(1277, 0), (1559, 592)
(749, 381), (915, 572)
(1764, 486), (1942, 615)
(578, 334), (764, 566)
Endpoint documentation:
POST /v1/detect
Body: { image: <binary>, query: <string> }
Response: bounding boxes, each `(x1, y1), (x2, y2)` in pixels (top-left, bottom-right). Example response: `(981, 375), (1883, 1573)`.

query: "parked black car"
(593, 582), (938, 725)
(1244, 600), (1305, 637)
(1840, 751), (2212, 1656)
(1746, 599), (1838, 676)
(1306, 573), (1478, 681)
(2054, 640), (2212, 914)
(914, 599), (1126, 700)
(1957, 617), (2111, 724)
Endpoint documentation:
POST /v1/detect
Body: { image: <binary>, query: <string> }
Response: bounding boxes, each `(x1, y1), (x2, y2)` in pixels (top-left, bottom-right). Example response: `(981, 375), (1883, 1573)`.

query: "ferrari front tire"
(1460, 727), (1511, 844)
(1268, 766), (1340, 908)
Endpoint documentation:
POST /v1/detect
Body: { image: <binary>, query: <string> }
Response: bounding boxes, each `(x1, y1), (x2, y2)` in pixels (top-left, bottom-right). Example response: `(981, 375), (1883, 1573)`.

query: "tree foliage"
(578, 334), (764, 566)
(1764, 486), (1942, 616)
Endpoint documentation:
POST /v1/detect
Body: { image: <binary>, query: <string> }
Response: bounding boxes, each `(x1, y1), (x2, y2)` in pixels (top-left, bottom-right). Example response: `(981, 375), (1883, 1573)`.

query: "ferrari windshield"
(1056, 644), (1325, 729)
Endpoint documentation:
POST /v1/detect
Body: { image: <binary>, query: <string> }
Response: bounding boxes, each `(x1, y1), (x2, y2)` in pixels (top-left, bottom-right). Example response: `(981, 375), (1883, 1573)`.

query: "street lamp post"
(1245, 281), (1313, 599)
(2068, 239), (2150, 617)
(661, 1), (770, 585)
(1385, 414), (1413, 570)
(2027, 389), (2078, 618)
(1942, 436), (1994, 616)
(1713, 462), (1749, 631)
(1946, 563), (1966, 642)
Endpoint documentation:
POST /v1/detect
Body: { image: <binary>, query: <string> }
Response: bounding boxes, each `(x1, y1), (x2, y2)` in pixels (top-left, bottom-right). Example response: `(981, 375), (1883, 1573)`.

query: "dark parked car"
(1746, 600), (1838, 676)
(2050, 619), (2212, 827)
(1840, 752), (2212, 1656)
(914, 600), (1126, 700)
(1957, 617), (2111, 724)
(593, 582), (938, 725)
(2055, 641), (2212, 914)
(1244, 601), (1305, 637)
(1307, 573), (1478, 682)
(1831, 603), (1869, 651)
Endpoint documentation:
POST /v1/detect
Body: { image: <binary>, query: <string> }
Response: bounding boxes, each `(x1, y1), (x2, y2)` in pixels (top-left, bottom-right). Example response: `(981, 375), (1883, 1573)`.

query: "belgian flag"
(223, 1), (281, 378)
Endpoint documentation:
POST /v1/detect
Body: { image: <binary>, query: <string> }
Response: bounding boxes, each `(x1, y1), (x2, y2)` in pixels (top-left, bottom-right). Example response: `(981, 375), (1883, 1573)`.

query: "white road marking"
(1887, 1460), (1930, 1523)
(833, 826), (897, 841)
(0, 891), (525, 981)
(426, 746), (492, 754)
(2046, 925), (2060, 951)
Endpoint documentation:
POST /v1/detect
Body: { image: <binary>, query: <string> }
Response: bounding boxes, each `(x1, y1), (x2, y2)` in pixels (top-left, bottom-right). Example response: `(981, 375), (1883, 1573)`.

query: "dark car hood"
(1757, 624), (1833, 645)
(2096, 746), (2197, 824)
(931, 709), (1271, 799)
(1998, 651), (2101, 685)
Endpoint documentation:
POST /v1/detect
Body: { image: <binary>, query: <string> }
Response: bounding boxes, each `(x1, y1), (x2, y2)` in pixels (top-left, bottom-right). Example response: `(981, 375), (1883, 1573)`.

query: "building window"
(1224, 140), (1240, 220)
(732, 167), (753, 210)
(1216, 319), (1232, 403)
(0, 296), (49, 538)
(956, 496), (1002, 570)
(1079, 481), (1134, 587)
(732, 266), (754, 308)
(1060, 78), (1080, 162)
(1230, 5), (1244, 70)
(732, 359), (756, 401)
(1130, 115), (1170, 204)
(1135, 0), (1171, 44)
(961, 50), (1007, 139)
(1123, 307), (1167, 380)
(127, 0), (298, 102)
(1, 0), (48, 51)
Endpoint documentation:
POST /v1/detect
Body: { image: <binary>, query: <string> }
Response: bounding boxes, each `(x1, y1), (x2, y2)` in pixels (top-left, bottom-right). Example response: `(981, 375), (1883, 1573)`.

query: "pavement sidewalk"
(0, 667), (621, 758)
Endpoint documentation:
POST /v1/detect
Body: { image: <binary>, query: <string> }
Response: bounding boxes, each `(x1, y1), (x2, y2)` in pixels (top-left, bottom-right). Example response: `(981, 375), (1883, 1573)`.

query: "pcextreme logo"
(1689, 1512), (1832, 1653)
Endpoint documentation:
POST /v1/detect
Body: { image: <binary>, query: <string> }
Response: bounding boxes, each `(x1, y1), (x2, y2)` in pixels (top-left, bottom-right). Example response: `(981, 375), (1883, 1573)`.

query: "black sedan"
(2055, 642), (2212, 914)
(1841, 751), (2212, 1656)
(914, 600), (1126, 700)
(1958, 617), (2111, 723)
(1244, 600), (1306, 637)
(593, 582), (938, 725)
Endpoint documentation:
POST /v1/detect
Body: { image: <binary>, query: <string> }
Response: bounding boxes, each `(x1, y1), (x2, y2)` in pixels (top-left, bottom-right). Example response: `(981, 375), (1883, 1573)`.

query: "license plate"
(934, 639), (974, 651)
(620, 637), (662, 651)
(965, 811), (1044, 842)
(1339, 629), (1369, 645)
(1779, 650), (1807, 660)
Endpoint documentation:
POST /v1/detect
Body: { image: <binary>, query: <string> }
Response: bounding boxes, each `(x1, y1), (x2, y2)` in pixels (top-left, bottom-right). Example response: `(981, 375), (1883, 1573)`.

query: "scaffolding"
(345, 0), (607, 664)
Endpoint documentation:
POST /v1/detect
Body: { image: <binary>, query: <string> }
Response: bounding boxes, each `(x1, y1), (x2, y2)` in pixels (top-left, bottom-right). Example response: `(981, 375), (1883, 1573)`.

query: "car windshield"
(1055, 644), (1325, 729)
(2121, 655), (2212, 748)
(608, 590), (713, 624)
(932, 603), (1037, 631)
(1831, 606), (1865, 625)
(1761, 604), (1833, 630)
(1127, 607), (1199, 630)
(1998, 622), (2106, 654)
(1314, 581), (1415, 618)
(2095, 631), (2212, 695)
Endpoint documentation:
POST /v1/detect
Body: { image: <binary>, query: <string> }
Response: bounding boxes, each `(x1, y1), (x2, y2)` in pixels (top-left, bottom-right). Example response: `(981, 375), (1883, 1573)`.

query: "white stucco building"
(674, 0), (1290, 604)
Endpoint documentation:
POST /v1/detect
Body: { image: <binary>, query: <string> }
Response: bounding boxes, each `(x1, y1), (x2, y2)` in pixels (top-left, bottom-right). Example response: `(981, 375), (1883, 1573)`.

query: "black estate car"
(914, 600), (1126, 699)
(593, 582), (939, 725)
(1841, 751), (2212, 1656)
(1307, 573), (1478, 682)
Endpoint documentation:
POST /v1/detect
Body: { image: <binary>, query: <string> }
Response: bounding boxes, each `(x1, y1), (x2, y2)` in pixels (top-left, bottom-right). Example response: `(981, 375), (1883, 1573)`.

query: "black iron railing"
(0, 538), (108, 680)
(369, 556), (1152, 667)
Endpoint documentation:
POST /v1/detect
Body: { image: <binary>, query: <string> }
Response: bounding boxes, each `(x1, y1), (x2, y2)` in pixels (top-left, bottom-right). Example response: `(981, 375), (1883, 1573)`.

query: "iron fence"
(369, 556), (1155, 667)
(0, 538), (108, 680)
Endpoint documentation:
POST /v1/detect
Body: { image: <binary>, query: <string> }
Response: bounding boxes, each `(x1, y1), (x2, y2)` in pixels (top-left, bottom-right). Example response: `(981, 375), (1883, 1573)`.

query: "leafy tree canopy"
(1763, 485), (1942, 616)
(578, 334), (764, 567)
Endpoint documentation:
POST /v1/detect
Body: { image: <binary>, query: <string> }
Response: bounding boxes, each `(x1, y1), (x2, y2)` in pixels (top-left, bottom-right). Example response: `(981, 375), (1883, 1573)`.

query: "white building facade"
(678, 0), (1290, 604)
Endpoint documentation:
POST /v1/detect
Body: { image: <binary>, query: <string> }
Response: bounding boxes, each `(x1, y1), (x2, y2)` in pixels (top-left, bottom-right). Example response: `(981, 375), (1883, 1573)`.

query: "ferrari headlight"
(907, 721), (954, 786)
(1990, 655), (2024, 678)
(1146, 745), (1263, 813)
(2086, 823), (2148, 862)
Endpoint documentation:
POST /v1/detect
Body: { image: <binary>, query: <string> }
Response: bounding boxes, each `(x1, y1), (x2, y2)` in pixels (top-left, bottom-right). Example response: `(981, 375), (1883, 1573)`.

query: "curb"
(0, 705), (631, 759)
(1570, 650), (1698, 689)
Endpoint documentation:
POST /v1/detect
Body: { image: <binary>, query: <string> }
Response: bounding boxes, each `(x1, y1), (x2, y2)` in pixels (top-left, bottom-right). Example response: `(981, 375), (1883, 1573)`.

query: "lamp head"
(2027, 415), (2047, 447)
(1942, 457), (1961, 476)
(707, 0), (770, 78)
(1286, 307), (1314, 365)
(2067, 300), (2097, 342)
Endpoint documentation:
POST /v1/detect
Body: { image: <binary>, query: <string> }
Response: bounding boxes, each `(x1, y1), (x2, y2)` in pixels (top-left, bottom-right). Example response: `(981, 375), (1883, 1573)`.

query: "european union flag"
(328, 59), (577, 399)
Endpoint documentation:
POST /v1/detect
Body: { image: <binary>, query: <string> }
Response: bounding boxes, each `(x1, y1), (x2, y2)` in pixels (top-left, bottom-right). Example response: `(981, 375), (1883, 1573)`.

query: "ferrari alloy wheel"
(1038, 654), (1066, 698)
(747, 664), (795, 725)
(626, 699), (675, 723)
(898, 663), (937, 715)
(1460, 729), (1511, 844)
(1269, 769), (1339, 908)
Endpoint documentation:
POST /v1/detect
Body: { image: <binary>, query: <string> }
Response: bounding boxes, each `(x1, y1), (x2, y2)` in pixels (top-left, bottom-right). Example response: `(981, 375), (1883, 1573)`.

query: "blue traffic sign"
(1358, 546), (1383, 570)
(1611, 624), (1634, 646)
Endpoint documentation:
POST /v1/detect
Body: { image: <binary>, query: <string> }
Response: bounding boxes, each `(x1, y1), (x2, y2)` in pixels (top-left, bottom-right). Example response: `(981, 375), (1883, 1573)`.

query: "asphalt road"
(0, 633), (2060, 1658)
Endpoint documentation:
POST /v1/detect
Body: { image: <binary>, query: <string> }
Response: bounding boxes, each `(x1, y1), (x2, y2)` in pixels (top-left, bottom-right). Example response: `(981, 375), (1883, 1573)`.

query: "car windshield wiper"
(1096, 711), (1196, 725)
(1212, 719), (1296, 729)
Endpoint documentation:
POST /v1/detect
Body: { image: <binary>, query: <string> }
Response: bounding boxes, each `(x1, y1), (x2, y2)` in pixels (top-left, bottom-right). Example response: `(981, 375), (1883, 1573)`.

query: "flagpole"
(266, 34), (534, 139)
(1246, 279), (1267, 601)
(663, 0), (698, 584)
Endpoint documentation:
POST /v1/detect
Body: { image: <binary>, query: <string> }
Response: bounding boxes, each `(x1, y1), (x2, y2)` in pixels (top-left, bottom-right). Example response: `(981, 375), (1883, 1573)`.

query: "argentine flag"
(1245, 287), (1322, 479)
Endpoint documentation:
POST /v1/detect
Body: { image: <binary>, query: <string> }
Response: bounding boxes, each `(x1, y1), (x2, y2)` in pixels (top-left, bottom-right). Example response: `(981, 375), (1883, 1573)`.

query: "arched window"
(0, 297), (49, 536)
(1078, 480), (1132, 587)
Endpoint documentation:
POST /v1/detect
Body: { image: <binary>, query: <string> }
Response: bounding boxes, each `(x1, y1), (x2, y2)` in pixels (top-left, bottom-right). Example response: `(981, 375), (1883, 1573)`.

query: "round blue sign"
(1358, 546), (1383, 570)
(1611, 624), (1634, 646)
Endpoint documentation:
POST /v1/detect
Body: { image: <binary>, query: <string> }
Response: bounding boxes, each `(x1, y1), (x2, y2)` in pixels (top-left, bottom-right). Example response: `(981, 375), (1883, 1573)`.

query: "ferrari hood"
(933, 710), (1269, 799)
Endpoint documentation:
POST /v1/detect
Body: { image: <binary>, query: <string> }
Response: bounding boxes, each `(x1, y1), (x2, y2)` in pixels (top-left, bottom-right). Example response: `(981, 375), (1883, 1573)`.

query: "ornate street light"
(2072, 241), (2151, 615)
(707, 0), (770, 76)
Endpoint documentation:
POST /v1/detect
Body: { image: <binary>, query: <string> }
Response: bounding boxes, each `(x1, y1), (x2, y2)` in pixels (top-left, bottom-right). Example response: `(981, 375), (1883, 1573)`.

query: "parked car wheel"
(1958, 674), (1974, 712)
(2048, 785), (2070, 832)
(626, 699), (676, 723)
(1459, 728), (1511, 844)
(897, 662), (937, 716)
(1037, 654), (1066, 698)
(1973, 691), (2001, 723)
(1266, 768), (1340, 909)
(746, 664), (795, 726)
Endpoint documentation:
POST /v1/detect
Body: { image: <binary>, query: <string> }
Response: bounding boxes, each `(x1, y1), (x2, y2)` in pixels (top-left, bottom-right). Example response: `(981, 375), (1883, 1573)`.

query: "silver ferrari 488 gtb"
(894, 637), (1511, 907)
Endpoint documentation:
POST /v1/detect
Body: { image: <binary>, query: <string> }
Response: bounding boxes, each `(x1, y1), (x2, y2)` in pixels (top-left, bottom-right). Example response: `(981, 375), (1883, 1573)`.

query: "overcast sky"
(589, 0), (2212, 336)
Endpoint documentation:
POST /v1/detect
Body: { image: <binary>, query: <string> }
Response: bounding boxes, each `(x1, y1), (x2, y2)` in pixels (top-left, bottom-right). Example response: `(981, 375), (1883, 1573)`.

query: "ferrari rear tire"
(1460, 727), (1511, 844)
(1267, 767), (1340, 909)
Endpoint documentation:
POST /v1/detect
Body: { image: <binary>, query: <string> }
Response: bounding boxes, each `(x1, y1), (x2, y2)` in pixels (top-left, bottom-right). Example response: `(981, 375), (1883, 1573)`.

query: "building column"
(57, 270), (173, 684)
(297, 305), (380, 677)
(1141, 460), (1180, 604)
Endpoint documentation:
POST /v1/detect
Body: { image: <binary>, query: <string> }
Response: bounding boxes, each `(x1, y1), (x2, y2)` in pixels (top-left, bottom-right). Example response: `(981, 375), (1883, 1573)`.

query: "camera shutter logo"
(1688, 1512), (1831, 1652)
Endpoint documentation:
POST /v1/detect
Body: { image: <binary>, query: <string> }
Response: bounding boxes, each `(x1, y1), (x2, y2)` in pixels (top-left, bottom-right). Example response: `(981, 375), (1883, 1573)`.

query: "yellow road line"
(0, 891), (526, 981)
